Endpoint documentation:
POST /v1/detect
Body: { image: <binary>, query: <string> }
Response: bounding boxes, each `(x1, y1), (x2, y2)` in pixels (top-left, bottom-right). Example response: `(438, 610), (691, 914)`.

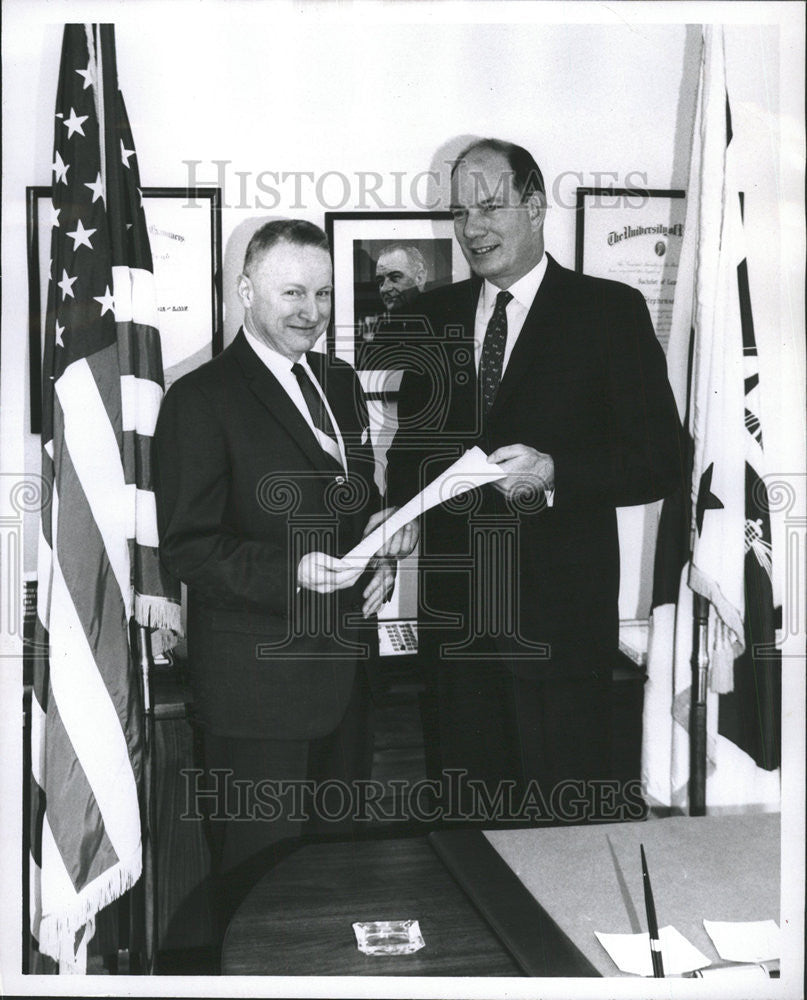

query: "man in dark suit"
(357, 243), (429, 370)
(385, 139), (682, 822)
(153, 220), (399, 927)
(375, 243), (428, 312)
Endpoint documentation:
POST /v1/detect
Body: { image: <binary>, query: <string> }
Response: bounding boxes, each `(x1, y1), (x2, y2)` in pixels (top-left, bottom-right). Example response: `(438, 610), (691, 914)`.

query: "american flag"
(30, 23), (180, 971)
(641, 25), (781, 811)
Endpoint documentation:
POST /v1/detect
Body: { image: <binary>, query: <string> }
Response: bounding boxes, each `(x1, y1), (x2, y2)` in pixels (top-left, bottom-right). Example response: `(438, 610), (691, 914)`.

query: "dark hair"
(242, 219), (330, 275)
(451, 138), (546, 199)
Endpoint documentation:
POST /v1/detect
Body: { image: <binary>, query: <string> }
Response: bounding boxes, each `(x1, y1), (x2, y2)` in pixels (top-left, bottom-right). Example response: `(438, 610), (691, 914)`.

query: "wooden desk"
(434, 813), (781, 977)
(221, 814), (780, 979)
(221, 836), (520, 976)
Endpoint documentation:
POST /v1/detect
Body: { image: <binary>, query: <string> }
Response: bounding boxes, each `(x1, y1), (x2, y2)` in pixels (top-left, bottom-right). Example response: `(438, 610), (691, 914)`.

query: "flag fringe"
(688, 563), (745, 656)
(36, 845), (141, 965)
(134, 592), (182, 634)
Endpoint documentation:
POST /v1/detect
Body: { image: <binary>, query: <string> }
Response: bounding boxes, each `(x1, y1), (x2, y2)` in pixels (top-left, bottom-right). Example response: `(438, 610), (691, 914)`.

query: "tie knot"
(495, 290), (513, 311)
(291, 362), (305, 379)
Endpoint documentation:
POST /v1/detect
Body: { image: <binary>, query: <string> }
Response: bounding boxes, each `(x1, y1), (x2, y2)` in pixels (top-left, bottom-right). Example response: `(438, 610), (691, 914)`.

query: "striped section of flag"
(641, 25), (780, 812)
(31, 23), (180, 971)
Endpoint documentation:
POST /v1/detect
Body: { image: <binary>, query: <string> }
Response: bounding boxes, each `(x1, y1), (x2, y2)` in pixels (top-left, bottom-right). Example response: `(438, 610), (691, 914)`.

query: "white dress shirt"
(472, 253), (548, 373)
(243, 328), (346, 470)
(472, 254), (554, 505)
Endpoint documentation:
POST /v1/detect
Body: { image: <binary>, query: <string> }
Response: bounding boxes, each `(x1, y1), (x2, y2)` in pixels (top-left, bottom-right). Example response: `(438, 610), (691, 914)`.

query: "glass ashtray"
(353, 919), (425, 955)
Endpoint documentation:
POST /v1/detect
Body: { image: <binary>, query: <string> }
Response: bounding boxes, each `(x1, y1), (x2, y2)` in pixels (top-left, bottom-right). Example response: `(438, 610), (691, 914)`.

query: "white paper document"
(703, 919), (780, 963)
(595, 925), (711, 977)
(342, 446), (506, 569)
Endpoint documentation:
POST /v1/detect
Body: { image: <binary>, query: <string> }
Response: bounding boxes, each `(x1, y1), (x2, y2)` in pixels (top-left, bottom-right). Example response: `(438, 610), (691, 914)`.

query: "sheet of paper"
(341, 446), (506, 568)
(703, 919), (780, 963)
(594, 925), (711, 977)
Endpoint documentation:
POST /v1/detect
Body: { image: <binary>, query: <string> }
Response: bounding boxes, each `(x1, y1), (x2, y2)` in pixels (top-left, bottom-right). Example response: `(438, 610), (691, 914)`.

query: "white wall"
(2, 1), (802, 618)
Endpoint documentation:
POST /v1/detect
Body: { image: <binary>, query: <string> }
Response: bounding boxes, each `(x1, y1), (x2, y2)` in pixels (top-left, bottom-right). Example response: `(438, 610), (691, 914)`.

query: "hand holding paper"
(487, 443), (555, 500)
(362, 506), (419, 560)
(341, 447), (507, 572)
(297, 551), (365, 593)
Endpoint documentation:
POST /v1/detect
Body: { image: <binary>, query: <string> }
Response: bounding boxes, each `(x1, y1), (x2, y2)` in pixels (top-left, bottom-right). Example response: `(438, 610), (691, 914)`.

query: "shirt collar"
(482, 253), (548, 312)
(243, 324), (299, 375)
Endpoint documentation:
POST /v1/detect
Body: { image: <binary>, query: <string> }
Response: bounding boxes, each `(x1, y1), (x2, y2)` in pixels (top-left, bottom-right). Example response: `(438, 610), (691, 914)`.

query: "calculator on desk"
(378, 620), (418, 656)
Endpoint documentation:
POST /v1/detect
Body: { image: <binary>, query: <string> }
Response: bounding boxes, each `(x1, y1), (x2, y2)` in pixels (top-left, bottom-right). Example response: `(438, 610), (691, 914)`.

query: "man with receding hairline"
(375, 242), (428, 311)
(154, 219), (411, 935)
(386, 138), (681, 822)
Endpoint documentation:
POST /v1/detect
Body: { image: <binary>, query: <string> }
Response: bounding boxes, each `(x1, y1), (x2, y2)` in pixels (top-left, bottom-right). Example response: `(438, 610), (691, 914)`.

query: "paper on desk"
(703, 919), (780, 963)
(341, 446), (506, 568)
(595, 925), (711, 977)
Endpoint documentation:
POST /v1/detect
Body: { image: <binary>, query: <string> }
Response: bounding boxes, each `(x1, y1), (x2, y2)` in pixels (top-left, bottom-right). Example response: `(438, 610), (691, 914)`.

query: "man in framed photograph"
(358, 242), (430, 369)
(375, 242), (429, 312)
(385, 138), (682, 824)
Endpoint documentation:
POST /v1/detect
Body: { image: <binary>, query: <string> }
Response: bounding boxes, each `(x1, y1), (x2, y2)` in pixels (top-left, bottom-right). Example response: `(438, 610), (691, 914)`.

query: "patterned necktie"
(479, 289), (513, 414)
(291, 363), (339, 445)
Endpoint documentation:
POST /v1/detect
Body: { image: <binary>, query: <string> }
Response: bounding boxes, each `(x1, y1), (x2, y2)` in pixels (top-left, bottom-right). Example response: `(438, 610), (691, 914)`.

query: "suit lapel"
(489, 255), (565, 418)
(231, 330), (342, 474)
(445, 280), (483, 433)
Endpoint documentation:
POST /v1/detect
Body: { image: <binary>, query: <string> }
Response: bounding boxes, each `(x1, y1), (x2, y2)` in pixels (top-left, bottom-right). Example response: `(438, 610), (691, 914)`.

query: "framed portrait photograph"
(26, 186), (223, 433)
(575, 187), (686, 352)
(325, 211), (470, 374)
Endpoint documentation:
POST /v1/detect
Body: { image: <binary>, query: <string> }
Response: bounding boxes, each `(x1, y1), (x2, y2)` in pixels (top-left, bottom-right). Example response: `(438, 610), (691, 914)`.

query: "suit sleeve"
(552, 286), (683, 509)
(153, 378), (293, 614)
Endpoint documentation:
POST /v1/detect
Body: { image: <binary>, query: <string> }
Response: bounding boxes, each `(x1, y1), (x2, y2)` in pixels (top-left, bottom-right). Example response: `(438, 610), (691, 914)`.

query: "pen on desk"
(640, 843), (665, 978)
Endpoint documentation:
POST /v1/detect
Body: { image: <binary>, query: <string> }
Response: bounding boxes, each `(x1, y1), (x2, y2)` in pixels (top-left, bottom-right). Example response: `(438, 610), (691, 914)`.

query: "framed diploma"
(26, 186), (222, 432)
(324, 210), (470, 374)
(575, 188), (686, 352)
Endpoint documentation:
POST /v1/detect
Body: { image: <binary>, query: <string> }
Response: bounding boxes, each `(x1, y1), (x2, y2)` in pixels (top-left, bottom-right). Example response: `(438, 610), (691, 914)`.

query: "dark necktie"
(291, 363), (339, 446)
(479, 289), (513, 414)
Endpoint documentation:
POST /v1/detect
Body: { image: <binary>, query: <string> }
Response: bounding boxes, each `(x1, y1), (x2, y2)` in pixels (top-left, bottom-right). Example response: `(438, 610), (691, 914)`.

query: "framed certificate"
(575, 188), (686, 351)
(26, 186), (223, 433)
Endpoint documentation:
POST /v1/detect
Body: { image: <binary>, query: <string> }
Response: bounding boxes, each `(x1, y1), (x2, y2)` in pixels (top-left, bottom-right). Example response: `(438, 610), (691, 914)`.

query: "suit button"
(335, 475), (346, 484)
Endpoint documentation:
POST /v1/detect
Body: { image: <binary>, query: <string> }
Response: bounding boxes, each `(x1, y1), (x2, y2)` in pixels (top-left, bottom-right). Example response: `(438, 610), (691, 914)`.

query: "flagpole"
(689, 593), (709, 815)
(136, 623), (158, 974)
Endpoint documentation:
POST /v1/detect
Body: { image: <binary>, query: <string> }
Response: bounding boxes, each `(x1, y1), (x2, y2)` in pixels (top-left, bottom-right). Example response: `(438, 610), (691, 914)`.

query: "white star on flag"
(85, 173), (105, 203)
(121, 140), (135, 167)
(50, 202), (61, 228)
(52, 150), (70, 184)
(66, 219), (97, 251)
(75, 61), (94, 89)
(54, 321), (66, 347)
(62, 107), (89, 138)
(57, 268), (78, 300)
(94, 285), (115, 316)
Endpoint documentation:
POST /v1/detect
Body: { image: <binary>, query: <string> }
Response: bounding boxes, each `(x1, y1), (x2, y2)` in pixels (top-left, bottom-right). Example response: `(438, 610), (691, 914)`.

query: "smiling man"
(153, 219), (397, 943)
(385, 138), (682, 823)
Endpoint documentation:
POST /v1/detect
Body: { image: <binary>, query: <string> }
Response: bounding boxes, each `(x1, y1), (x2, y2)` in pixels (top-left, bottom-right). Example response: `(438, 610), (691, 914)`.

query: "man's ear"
(236, 272), (252, 308)
(526, 190), (547, 230)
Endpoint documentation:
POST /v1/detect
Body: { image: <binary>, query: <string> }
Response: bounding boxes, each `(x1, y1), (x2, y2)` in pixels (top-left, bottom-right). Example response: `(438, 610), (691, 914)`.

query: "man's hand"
(487, 444), (554, 501)
(297, 552), (365, 593)
(362, 507), (419, 559)
(361, 557), (396, 618)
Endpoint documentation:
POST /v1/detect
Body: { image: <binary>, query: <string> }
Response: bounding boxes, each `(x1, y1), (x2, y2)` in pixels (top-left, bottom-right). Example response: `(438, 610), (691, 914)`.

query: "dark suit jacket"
(153, 330), (381, 738)
(385, 254), (682, 679)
